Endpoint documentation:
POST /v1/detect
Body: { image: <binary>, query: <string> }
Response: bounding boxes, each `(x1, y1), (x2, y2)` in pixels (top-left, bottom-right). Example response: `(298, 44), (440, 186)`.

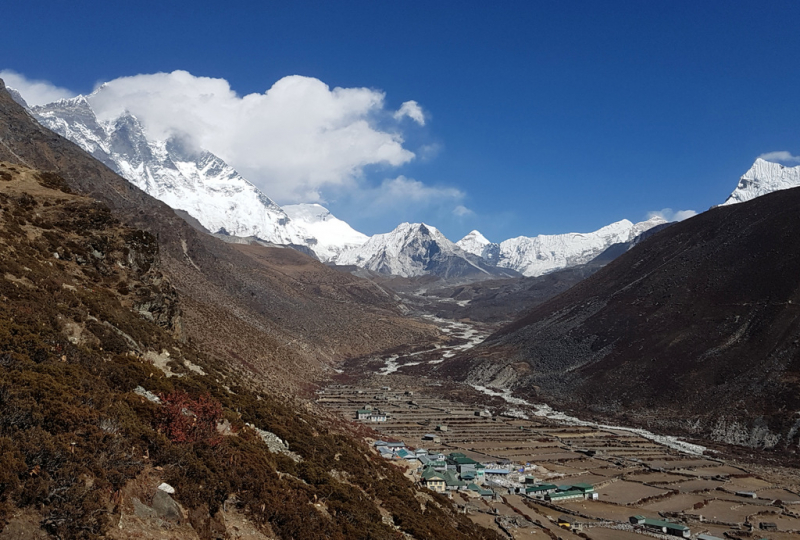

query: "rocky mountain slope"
(0, 78), (436, 394)
(456, 216), (668, 277)
(31, 95), (313, 246)
(335, 222), (519, 279)
(721, 158), (800, 206)
(0, 162), (497, 540)
(443, 186), (800, 454)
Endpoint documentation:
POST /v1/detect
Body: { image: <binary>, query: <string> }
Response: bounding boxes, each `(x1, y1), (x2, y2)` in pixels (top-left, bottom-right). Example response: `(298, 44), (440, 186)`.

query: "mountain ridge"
(442, 184), (800, 453)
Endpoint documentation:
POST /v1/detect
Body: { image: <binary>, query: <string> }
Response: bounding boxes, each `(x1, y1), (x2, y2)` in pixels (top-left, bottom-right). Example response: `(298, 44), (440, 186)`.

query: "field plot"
(558, 500), (661, 521)
(700, 499), (767, 524)
(644, 458), (720, 469)
(624, 471), (690, 484)
(723, 475), (776, 491)
(640, 492), (706, 513)
(585, 527), (644, 539)
(595, 480), (669, 504)
(670, 478), (725, 492)
(683, 464), (748, 477)
(757, 488), (800, 503)
(589, 466), (641, 478)
(558, 474), (612, 487)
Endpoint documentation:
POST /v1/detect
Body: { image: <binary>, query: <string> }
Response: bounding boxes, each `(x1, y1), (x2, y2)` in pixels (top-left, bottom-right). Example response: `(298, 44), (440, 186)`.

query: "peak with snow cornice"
(721, 158), (800, 206)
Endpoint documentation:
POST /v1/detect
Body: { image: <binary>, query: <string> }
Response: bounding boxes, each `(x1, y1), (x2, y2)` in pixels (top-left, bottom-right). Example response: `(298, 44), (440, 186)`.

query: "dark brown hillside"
(444, 186), (800, 453)
(0, 79), (436, 393)
(0, 163), (498, 539)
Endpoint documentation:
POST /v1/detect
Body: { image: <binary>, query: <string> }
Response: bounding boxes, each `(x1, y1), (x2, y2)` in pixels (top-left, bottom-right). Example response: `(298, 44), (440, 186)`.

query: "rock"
(132, 497), (157, 519)
(152, 490), (183, 523)
(134, 386), (161, 403)
(157, 482), (175, 494)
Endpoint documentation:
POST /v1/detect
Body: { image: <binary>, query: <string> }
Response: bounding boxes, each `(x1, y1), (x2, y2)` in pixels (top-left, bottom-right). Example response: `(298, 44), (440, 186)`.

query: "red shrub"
(158, 391), (223, 445)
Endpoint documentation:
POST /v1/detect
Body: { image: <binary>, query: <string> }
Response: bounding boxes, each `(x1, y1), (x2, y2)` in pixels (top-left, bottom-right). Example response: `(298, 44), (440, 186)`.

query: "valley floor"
(319, 312), (800, 539)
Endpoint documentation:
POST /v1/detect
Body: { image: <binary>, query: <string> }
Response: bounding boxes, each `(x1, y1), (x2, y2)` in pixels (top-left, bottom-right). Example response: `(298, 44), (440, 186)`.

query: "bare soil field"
(584, 527), (644, 540)
(640, 492), (707, 513)
(724, 475), (778, 491)
(758, 488), (800, 503)
(595, 480), (669, 504)
(670, 478), (725, 492)
(624, 471), (691, 484)
(700, 499), (769, 524)
(558, 500), (660, 521)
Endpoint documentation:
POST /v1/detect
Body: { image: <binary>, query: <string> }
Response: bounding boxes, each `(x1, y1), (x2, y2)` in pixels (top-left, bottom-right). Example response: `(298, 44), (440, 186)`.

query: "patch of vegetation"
(0, 166), (500, 539)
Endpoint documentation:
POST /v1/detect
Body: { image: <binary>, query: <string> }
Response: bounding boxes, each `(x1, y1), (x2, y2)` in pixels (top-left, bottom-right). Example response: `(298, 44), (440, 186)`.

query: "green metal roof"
(441, 470), (466, 487)
(421, 468), (444, 481)
(526, 484), (557, 492)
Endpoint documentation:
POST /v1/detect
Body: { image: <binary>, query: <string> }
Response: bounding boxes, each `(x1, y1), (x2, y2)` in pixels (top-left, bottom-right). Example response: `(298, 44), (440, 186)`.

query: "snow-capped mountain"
(283, 203), (368, 261)
(31, 95), (312, 246)
(335, 222), (517, 279)
(456, 230), (500, 263)
(457, 217), (667, 277)
(721, 158), (800, 206)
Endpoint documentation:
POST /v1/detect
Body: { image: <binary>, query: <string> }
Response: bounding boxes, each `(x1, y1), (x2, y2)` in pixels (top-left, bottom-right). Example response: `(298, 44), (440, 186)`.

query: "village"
(318, 381), (800, 540)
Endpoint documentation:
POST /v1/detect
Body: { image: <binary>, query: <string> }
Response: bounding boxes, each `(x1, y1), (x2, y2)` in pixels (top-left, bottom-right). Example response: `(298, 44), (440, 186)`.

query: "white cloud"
(417, 142), (443, 161)
(452, 205), (474, 217)
(0, 70), (75, 106)
(393, 100), (426, 125)
(647, 208), (697, 222)
(758, 151), (800, 164)
(73, 70), (418, 202)
(367, 175), (463, 206)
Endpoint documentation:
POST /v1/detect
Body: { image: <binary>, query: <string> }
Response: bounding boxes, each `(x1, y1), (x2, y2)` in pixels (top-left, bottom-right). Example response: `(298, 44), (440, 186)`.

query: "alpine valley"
(3, 72), (800, 540)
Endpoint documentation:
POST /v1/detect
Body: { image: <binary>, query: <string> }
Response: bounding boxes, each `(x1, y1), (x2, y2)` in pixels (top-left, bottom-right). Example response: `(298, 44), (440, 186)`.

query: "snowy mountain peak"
(721, 158), (800, 206)
(31, 96), (313, 246)
(283, 203), (368, 261)
(491, 217), (665, 277)
(335, 222), (509, 279)
(5, 86), (29, 109)
(456, 230), (497, 261)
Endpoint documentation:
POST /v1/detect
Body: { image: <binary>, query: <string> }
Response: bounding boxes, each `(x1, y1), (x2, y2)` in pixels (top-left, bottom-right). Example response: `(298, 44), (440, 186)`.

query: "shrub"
(158, 391), (223, 446)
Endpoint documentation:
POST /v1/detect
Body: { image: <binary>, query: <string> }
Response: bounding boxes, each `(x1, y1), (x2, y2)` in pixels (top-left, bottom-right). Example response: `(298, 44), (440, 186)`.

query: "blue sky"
(2, 0), (799, 242)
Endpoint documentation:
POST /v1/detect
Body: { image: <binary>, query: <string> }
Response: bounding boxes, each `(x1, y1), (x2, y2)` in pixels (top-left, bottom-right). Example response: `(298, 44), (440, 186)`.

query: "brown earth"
(0, 78), (437, 395)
